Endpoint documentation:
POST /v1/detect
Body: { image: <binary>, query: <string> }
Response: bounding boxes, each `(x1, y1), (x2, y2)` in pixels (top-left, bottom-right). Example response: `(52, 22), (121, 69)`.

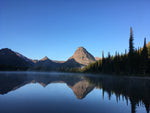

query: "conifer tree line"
(82, 27), (150, 76)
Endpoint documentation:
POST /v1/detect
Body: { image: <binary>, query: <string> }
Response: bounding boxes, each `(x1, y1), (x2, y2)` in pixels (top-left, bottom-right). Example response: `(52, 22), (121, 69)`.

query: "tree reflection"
(84, 76), (150, 113)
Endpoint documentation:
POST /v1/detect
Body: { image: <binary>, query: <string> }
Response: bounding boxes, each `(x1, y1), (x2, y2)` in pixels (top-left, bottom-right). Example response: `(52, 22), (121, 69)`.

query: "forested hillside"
(82, 27), (150, 76)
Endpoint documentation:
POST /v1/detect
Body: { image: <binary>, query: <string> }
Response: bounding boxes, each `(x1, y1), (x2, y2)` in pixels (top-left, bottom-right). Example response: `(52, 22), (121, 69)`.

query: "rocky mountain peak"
(40, 56), (49, 61)
(69, 47), (96, 66)
(77, 47), (86, 51)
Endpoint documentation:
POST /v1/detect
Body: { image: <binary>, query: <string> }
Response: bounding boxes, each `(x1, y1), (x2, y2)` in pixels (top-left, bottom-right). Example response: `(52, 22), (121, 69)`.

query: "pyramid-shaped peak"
(75, 47), (88, 53)
(77, 47), (86, 50)
(41, 56), (49, 61)
(75, 47), (92, 55)
(69, 47), (96, 66)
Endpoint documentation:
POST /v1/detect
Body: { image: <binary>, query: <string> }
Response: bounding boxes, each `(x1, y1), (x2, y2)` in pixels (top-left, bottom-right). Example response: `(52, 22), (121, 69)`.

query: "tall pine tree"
(128, 27), (135, 74)
(141, 38), (148, 75)
(129, 27), (134, 55)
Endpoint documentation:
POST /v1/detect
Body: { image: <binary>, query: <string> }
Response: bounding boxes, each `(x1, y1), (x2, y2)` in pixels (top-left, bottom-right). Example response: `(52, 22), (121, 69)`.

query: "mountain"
(64, 47), (96, 68)
(52, 60), (65, 63)
(40, 56), (49, 61)
(61, 58), (82, 68)
(33, 56), (60, 70)
(0, 47), (96, 70)
(0, 48), (32, 68)
(95, 57), (102, 61)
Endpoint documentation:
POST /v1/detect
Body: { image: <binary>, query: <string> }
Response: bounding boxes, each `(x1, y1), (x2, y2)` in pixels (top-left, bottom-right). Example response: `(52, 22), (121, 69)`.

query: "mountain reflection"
(0, 72), (150, 113)
(0, 72), (94, 99)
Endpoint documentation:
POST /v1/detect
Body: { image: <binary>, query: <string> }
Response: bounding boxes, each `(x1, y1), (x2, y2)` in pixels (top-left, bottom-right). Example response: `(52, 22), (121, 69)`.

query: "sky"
(0, 0), (150, 61)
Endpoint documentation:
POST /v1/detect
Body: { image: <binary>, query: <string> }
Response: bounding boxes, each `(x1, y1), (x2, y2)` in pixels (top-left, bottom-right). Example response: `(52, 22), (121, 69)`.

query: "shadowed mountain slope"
(0, 48), (32, 67)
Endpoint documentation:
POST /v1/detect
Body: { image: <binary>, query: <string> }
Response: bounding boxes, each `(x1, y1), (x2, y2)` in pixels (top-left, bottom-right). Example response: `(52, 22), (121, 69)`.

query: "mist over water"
(0, 72), (149, 113)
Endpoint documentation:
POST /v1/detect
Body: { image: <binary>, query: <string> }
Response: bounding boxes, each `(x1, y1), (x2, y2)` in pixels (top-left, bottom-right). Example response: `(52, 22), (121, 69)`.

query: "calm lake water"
(0, 72), (149, 113)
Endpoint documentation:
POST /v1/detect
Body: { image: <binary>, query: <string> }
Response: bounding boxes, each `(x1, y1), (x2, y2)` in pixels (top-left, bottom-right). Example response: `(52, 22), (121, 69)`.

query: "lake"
(0, 72), (149, 113)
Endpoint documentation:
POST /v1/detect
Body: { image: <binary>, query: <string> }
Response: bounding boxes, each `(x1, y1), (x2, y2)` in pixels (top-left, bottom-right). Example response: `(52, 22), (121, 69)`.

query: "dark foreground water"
(0, 72), (149, 113)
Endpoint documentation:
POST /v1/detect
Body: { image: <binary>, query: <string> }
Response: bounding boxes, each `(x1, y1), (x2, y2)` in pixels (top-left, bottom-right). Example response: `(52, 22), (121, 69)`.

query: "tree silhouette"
(140, 38), (148, 75)
(129, 27), (134, 54)
(128, 27), (135, 74)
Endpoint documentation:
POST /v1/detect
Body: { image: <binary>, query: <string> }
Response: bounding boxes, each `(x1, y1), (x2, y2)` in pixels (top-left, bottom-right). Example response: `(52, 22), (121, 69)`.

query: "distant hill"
(52, 60), (65, 63)
(95, 57), (102, 61)
(61, 58), (82, 68)
(33, 56), (60, 70)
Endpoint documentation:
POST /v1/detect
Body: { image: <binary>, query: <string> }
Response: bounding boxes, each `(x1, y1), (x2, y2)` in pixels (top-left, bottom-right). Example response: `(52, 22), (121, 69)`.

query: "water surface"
(0, 72), (149, 113)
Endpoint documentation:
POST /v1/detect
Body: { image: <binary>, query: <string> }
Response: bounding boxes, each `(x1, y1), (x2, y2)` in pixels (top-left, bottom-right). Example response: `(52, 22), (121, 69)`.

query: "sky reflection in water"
(0, 72), (149, 113)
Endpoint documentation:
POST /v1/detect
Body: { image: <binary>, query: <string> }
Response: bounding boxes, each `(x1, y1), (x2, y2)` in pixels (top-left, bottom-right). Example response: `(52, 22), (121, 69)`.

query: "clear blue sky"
(0, 0), (150, 60)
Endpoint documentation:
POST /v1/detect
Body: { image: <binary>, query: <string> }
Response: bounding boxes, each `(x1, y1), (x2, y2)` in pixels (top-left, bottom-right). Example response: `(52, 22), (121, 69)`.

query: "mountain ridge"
(0, 46), (97, 70)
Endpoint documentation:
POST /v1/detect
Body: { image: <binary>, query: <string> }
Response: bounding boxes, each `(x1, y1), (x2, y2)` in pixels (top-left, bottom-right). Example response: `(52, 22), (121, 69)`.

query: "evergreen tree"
(102, 51), (106, 72)
(125, 49), (127, 56)
(129, 27), (134, 55)
(128, 27), (135, 74)
(141, 38), (148, 75)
